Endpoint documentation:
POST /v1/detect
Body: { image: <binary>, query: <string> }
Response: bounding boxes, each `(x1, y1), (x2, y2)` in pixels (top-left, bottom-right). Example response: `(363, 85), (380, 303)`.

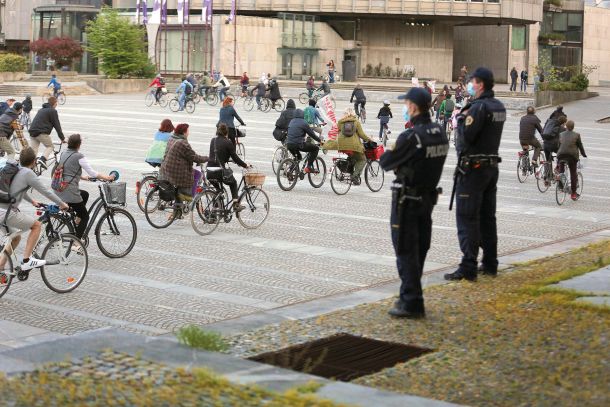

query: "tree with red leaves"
(30, 37), (84, 69)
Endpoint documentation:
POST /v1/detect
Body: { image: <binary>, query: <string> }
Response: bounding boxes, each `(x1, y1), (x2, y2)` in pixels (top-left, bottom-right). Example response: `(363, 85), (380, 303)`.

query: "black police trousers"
(456, 167), (499, 275)
(390, 190), (434, 311)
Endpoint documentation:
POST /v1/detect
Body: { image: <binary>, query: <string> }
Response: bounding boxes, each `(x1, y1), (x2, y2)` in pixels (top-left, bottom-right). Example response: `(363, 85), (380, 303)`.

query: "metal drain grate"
(248, 333), (432, 381)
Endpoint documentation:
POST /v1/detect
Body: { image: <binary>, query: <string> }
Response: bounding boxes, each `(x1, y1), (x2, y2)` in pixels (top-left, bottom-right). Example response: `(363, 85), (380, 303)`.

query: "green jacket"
(323, 115), (371, 153)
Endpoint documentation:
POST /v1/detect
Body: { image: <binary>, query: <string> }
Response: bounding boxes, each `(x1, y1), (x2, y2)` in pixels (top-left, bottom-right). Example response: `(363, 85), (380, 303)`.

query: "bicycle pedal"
(299, 173), (305, 180)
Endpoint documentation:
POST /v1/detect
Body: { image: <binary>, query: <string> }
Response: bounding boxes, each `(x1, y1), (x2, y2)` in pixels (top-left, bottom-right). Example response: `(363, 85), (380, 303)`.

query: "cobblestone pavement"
(1, 91), (609, 341)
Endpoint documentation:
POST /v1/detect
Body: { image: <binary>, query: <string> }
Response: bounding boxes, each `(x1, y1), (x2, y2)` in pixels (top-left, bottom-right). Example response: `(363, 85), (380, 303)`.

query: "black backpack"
(0, 162), (23, 204)
(342, 121), (355, 137)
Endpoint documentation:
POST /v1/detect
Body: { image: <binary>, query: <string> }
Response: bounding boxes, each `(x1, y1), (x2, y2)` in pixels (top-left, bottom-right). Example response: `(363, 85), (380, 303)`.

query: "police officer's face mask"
(467, 82), (476, 97)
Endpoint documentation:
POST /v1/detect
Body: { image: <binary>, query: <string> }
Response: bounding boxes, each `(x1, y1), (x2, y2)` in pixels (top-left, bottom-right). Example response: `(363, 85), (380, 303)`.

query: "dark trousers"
(354, 101), (365, 116)
(456, 167), (499, 275)
(390, 190), (434, 311)
(228, 127), (237, 146)
(520, 136), (542, 162)
(557, 155), (578, 194)
(544, 143), (558, 164)
(70, 190), (90, 239)
(154, 87), (162, 101)
(510, 79), (517, 91)
(287, 142), (318, 168)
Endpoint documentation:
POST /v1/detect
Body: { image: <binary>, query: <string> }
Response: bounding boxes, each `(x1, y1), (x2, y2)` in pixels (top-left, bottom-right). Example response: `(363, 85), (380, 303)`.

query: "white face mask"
(402, 104), (410, 121)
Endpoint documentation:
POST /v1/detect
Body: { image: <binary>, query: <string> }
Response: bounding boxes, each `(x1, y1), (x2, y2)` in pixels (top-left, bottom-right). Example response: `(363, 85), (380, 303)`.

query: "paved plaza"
(1, 90), (610, 346)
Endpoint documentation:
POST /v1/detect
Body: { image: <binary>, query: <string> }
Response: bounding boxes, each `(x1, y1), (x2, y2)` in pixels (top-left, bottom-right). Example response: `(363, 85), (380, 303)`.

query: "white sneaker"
(21, 257), (46, 271)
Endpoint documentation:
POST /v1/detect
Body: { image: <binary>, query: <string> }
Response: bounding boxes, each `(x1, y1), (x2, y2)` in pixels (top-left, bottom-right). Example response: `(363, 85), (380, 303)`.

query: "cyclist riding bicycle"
(350, 84), (366, 118)
(255, 80), (266, 110)
(217, 97), (246, 146)
(240, 72), (250, 96)
(148, 74), (165, 104)
(0, 102), (23, 159)
(304, 99), (326, 135)
(55, 134), (116, 239)
(542, 115), (567, 168)
(438, 94), (455, 133)
(267, 77), (282, 109)
(317, 79), (331, 97)
(145, 119), (175, 167)
(207, 124), (252, 211)
(21, 95), (33, 115)
(29, 96), (65, 169)
(48, 74), (61, 98)
(557, 120), (587, 201)
(286, 109), (323, 173)
(213, 72), (231, 102)
(518, 106), (543, 165)
(306, 76), (315, 98)
(199, 71), (212, 97)
(323, 107), (373, 185)
(160, 124), (208, 202)
(176, 77), (193, 111)
(273, 99), (297, 142)
(377, 101), (393, 142)
(0, 148), (69, 272)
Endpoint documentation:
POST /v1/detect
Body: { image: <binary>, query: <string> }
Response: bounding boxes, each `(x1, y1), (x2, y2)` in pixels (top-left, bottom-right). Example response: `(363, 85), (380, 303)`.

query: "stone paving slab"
(556, 266), (610, 295)
(574, 296), (610, 306)
(0, 328), (459, 407)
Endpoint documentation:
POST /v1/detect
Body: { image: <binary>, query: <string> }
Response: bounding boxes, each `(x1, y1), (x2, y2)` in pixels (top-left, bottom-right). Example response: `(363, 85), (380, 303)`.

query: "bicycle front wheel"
(236, 142), (246, 161)
(272, 146), (288, 175)
(40, 234), (88, 294)
(185, 100), (196, 114)
(244, 97), (255, 111)
(57, 93), (66, 105)
(273, 99), (285, 112)
(95, 208), (137, 258)
(307, 157), (327, 188)
(206, 93), (219, 106)
(299, 93), (310, 104)
(191, 190), (221, 236)
(262, 99), (272, 113)
(364, 160), (385, 192)
(361, 109), (366, 124)
(576, 172), (584, 198)
(0, 252), (14, 299)
(145, 92), (154, 107)
(237, 187), (270, 229)
(144, 187), (176, 229)
(169, 98), (180, 112)
(137, 176), (157, 212)
(158, 93), (169, 108)
(330, 164), (351, 195)
(277, 158), (299, 191)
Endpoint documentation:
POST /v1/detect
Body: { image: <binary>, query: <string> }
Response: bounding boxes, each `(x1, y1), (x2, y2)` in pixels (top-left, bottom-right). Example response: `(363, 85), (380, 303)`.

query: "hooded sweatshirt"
(29, 102), (64, 140)
(286, 109), (320, 145)
(0, 108), (20, 138)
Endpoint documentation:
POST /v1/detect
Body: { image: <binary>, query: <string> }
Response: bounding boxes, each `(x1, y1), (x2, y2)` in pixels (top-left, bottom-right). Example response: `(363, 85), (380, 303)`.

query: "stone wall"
(85, 79), (151, 94)
(535, 91), (598, 107)
(453, 25), (510, 83)
(583, 5), (610, 87)
(0, 72), (26, 82)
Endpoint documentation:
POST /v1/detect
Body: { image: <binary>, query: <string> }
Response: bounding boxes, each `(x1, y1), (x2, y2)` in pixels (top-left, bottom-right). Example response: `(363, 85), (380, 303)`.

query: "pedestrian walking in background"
(520, 69), (529, 92)
(327, 60), (336, 83)
(445, 67), (505, 282)
(379, 87), (448, 318)
(510, 67), (518, 92)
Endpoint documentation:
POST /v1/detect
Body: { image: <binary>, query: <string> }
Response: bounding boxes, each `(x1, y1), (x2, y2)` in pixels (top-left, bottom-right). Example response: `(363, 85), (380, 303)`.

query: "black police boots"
(444, 270), (477, 281)
(388, 299), (426, 319)
(478, 264), (498, 277)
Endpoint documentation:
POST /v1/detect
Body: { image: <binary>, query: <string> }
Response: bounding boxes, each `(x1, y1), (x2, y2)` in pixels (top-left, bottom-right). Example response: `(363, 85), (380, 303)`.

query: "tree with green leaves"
(86, 8), (156, 78)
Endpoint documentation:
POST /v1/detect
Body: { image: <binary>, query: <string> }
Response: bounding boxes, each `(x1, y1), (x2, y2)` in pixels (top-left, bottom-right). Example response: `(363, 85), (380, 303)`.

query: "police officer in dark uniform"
(445, 67), (505, 281)
(380, 88), (449, 318)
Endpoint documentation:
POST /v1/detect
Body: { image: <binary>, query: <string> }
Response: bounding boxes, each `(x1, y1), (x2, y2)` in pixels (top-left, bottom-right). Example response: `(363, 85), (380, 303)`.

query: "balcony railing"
(281, 33), (320, 49)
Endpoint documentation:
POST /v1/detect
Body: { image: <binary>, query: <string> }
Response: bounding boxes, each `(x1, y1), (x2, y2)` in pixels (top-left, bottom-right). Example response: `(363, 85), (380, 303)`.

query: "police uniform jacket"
(456, 90), (505, 157)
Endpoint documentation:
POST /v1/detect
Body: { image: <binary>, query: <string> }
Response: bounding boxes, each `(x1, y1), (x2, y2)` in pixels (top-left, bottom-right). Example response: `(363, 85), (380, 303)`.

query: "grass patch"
(176, 325), (230, 352)
(0, 368), (346, 406)
(231, 239), (610, 407)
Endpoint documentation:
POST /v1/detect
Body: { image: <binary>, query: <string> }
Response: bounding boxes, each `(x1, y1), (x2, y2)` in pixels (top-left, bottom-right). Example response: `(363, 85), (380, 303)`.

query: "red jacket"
(149, 78), (163, 88)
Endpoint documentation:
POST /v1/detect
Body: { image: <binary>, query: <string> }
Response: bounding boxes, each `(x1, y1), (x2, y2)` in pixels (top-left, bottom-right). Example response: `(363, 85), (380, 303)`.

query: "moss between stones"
(230, 240), (610, 407)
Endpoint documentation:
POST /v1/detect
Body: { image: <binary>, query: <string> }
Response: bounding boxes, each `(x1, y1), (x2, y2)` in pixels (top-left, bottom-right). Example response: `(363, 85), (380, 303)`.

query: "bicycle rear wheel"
(536, 164), (550, 193)
(0, 252), (14, 299)
(145, 92), (154, 107)
(158, 93), (169, 108)
(137, 176), (157, 212)
(95, 208), (137, 258)
(307, 157), (327, 188)
(517, 155), (529, 183)
(185, 100), (196, 114)
(206, 93), (219, 106)
(191, 190), (221, 236)
(277, 158), (299, 191)
(262, 99), (272, 113)
(169, 98), (180, 112)
(361, 108), (366, 124)
(40, 234), (88, 294)
(236, 142), (246, 160)
(330, 164), (351, 195)
(244, 97), (255, 111)
(273, 99), (285, 112)
(272, 146), (288, 175)
(57, 93), (66, 105)
(364, 160), (384, 192)
(144, 187), (176, 229)
(555, 175), (567, 205)
(299, 93), (310, 104)
(237, 187), (270, 229)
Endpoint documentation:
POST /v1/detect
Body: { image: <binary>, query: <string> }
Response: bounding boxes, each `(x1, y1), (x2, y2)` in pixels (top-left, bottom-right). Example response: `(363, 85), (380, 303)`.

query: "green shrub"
(373, 63), (383, 77)
(363, 63), (373, 76)
(570, 73), (589, 91)
(383, 66), (393, 77)
(176, 325), (229, 352)
(0, 53), (27, 72)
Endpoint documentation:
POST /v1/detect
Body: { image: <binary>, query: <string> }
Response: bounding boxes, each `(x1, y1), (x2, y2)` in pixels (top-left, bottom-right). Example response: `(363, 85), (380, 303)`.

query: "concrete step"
(0, 84), (99, 98)
(0, 85), (42, 97)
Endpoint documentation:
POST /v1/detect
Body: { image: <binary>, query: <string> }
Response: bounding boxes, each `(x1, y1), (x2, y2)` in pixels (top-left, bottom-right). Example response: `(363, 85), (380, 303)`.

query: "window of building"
(553, 13), (568, 31)
(487, 0), (501, 3)
(566, 13), (583, 42)
(395, 58), (400, 65)
(512, 26), (526, 50)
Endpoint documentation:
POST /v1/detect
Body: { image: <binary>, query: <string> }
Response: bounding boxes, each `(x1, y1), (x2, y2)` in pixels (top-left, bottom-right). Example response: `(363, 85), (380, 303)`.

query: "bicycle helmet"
(383, 100), (390, 106)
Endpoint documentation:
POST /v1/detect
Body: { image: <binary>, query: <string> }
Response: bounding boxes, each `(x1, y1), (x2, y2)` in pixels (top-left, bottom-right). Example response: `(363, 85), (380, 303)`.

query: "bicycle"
(357, 105), (367, 124)
(145, 87), (169, 108)
(33, 142), (64, 176)
(169, 93), (196, 114)
(143, 167), (207, 229)
(381, 125), (390, 147)
(135, 169), (159, 212)
(54, 177), (137, 259)
(517, 147), (536, 183)
(235, 125), (246, 160)
(555, 160), (583, 206)
(534, 152), (553, 193)
(19, 111), (31, 130)
(0, 204), (88, 300)
(205, 88), (234, 107)
(191, 169), (270, 235)
(330, 146), (385, 195)
(272, 140), (289, 175)
(299, 90), (336, 109)
(42, 89), (66, 105)
(276, 144), (327, 191)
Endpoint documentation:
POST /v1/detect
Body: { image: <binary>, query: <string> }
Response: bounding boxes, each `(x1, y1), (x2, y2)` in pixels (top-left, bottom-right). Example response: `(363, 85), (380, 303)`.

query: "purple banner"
(161, 0), (168, 24)
(201, 0), (212, 25)
(227, 0), (236, 23)
(141, 0), (148, 24)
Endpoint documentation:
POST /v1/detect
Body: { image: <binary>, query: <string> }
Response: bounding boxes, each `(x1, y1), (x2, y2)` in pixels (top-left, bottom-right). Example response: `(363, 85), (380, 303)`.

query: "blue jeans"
(328, 70), (335, 83)
(379, 116), (390, 138)
(256, 95), (262, 108)
(521, 80), (527, 92)
(178, 93), (186, 110)
(219, 86), (230, 101)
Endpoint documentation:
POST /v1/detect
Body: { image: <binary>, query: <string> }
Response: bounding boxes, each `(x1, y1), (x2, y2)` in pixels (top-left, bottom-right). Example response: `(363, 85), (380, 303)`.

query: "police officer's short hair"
(566, 120), (575, 131)
(526, 106), (535, 114)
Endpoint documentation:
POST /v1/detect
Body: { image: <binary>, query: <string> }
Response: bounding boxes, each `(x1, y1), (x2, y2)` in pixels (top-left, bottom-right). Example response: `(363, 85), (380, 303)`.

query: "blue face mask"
(467, 82), (476, 97)
(402, 105), (410, 121)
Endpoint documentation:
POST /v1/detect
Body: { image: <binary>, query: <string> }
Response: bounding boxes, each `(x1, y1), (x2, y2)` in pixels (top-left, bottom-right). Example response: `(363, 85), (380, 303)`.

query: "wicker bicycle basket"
(102, 182), (127, 205)
(244, 171), (266, 187)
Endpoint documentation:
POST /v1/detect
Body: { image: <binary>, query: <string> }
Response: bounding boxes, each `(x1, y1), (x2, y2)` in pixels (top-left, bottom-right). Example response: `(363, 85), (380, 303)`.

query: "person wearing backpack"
(55, 134), (116, 239)
(175, 77), (193, 111)
(0, 147), (68, 273)
(377, 101), (393, 142)
(439, 94), (455, 133)
(323, 107), (372, 185)
(304, 99), (325, 135)
(542, 115), (567, 167)
(350, 84), (366, 118)
(29, 96), (65, 169)
(0, 99), (16, 116)
(0, 102), (23, 159)
(273, 99), (297, 143)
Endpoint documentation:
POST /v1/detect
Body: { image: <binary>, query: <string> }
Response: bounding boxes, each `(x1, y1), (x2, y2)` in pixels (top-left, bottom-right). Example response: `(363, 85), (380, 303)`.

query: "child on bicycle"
(377, 100), (393, 142)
